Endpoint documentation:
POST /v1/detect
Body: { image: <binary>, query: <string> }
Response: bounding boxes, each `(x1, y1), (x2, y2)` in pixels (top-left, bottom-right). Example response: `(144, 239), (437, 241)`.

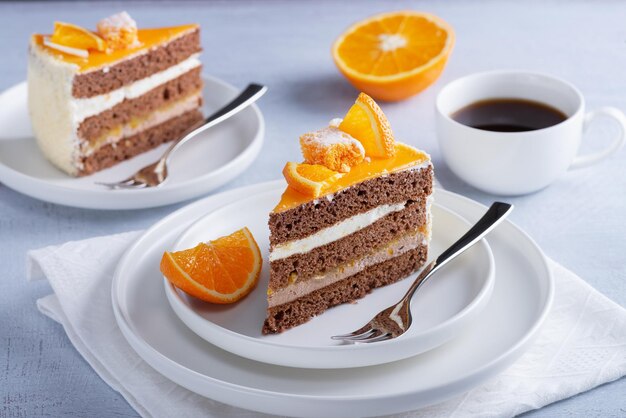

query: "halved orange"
(332, 11), (454, 101)
(51, 22), (106, 52)
(339, 93), (395, 158)
(160, 227), (262, 304)
(283, 162), (344, 197)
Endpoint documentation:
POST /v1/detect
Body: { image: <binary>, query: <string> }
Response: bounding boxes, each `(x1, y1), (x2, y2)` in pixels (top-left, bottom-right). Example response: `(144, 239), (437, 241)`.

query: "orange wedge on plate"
(283, 162), (344, 197)
(160, 227), (262, 304)
(332, 11), (454, 101)
(339, 93), (396, 158)
(51, 21), (106, 51)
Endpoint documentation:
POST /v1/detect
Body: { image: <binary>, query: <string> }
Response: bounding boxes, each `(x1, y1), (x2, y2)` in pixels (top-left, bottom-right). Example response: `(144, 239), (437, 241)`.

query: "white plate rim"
(0, 74), (265, 209)
(162, 190), (496, 368)
(111, 180), (555, 411)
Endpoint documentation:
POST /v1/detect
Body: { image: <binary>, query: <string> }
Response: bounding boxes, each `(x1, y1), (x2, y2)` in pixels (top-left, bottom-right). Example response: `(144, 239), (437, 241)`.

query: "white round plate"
(165, 189), (495, 368)
(0, 75), (264, 209)
(112, 181), (554, 418)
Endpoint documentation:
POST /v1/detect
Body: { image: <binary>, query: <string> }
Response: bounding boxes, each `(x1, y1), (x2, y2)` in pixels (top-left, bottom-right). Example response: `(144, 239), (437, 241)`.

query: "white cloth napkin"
(27, 231), (626, 418)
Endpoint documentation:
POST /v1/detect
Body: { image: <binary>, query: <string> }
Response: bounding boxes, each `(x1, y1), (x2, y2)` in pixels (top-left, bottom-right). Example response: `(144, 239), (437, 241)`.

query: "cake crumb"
(97, 11), (140, 50)
(300, 127), (365, 173)
(288, 272), (298, 284)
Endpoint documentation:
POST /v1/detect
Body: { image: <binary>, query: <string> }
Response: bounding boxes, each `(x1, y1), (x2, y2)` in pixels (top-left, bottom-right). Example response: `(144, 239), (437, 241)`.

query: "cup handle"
(570, 107), (626, 169)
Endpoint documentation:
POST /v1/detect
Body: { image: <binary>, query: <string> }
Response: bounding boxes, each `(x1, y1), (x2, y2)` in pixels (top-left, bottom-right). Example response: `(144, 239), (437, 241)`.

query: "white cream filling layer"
(71, 54), (201, 124)
(268, 230), (427, 307)
(269, 201), (407, 261)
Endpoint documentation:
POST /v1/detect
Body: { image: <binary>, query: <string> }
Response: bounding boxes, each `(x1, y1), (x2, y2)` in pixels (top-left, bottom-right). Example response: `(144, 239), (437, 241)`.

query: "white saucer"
(165, 189), (495, 368)
(112, 181), (553, 417)
(0, 75), (264, 209)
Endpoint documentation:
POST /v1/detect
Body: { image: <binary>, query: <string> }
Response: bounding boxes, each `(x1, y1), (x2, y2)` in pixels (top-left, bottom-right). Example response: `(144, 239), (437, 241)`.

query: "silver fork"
(96, 83), (267, 189)
(331, 202), (513, 344)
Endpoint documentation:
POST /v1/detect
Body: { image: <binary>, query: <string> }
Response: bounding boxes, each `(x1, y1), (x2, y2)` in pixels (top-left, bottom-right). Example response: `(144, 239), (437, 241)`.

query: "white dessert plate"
(112, 180), (554, 418)
(165, 188), (495, 368)
(0, 75), (264, 209)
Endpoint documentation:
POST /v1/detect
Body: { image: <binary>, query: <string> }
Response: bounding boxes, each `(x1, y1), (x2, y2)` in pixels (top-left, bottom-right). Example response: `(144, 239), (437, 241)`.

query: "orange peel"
(300, 127), (365, 173)
(97, 12), (140, 50)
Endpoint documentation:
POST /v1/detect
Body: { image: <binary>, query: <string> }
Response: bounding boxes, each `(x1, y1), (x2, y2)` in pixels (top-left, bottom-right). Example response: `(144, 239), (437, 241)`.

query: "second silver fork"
(331, 201), (513, 344)
(97, 83), (267, 189)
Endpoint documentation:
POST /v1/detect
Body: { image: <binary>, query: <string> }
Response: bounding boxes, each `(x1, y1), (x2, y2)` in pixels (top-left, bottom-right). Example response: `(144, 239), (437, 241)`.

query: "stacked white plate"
(112, 180), (553, 417)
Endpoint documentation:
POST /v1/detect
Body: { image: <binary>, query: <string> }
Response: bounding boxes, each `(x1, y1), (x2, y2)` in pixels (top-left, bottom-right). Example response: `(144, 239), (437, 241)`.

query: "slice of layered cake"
(27, 12), (203, 176)
(263, 93), (433, 333)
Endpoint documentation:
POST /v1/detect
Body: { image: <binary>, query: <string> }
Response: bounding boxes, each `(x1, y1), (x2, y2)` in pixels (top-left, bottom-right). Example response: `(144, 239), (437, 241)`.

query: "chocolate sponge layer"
(262, 244), (428, 334)
(77, 67), (203, 143)
(269, 165), (433, 246)
(269, 199), (428, 289)
(72, 28), (201, 98)
(78, 109), (202, 176)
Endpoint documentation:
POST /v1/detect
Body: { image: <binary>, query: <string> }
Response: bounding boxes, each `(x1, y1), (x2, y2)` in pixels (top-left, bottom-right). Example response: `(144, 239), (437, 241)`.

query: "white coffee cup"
(436, 71), (626, 195)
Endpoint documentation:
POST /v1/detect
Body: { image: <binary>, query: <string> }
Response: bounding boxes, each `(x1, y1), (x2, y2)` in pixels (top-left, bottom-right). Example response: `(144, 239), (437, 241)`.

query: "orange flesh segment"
(274, 142), (429, 212)
(283, 162), (344, 198)
(160, 227), (261, 304)
(50, 22), (106, 51)
(339, 93), (395, 158)
(336, 13), (450, 78)
(32, 24), (198, 72)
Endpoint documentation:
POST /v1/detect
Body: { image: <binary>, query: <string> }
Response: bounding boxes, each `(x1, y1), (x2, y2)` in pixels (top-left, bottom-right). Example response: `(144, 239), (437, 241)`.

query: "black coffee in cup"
(451, 98), (567, 132)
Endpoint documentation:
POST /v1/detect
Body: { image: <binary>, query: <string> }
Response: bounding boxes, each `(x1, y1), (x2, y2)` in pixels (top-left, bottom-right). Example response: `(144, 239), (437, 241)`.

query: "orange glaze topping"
(32, 24), (198, 72)
(273, 142), (430, 213)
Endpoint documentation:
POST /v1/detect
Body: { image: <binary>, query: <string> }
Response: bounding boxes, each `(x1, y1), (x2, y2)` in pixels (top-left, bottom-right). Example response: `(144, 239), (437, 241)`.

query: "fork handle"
(161, 83), (268, 164)
(403, 202), (513, 302)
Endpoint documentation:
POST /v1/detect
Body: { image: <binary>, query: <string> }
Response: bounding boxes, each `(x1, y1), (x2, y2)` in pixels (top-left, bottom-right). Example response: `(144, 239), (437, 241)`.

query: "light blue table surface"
(1, 1), (625, 417)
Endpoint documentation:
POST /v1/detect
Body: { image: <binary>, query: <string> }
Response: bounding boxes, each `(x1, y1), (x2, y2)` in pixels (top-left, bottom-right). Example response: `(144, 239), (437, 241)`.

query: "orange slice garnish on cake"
(332, 11), (454, 101)
(283, 162), (344, 197)
(339, 93), (396, 158)
(51, 21), (106, 51)
(160, 227), (262, 304)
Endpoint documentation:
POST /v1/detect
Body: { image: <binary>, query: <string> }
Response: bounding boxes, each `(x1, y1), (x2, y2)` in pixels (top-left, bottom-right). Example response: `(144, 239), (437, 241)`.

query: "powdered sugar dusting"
(98, 11), (137, 30)
(329, 118), (343, 128)
(302, 127), (365, 154)
(97, 11), (140, 50)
